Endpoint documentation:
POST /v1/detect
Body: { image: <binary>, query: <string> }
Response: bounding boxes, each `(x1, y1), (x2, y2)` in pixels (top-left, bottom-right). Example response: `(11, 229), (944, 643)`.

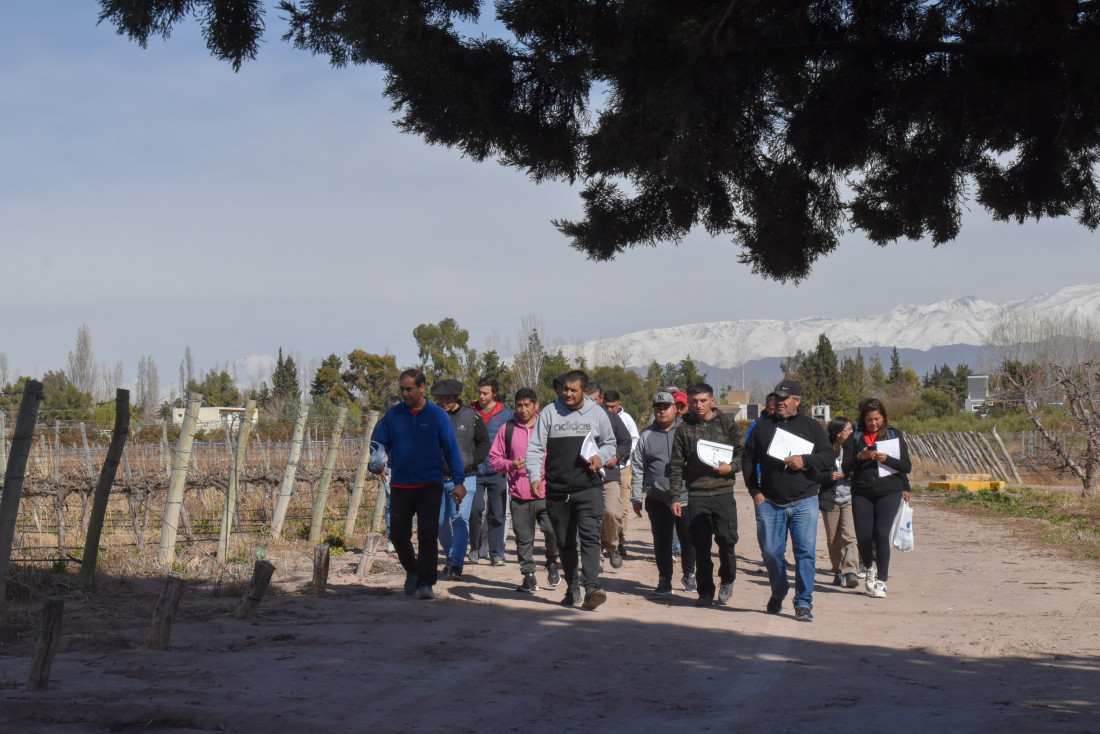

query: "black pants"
(688, 493), (738, 600)
(470, 473), (508, 558)
(852, 491), (903, 581)
(510, 497), (560, 574)
(546, 485), (604, 593)
(389, 483), (444, 587)
(646, 496), (696, 579)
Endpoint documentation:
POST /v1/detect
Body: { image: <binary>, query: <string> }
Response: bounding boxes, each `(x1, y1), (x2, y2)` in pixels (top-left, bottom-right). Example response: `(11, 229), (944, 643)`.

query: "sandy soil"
(1, 492), (1098, 733)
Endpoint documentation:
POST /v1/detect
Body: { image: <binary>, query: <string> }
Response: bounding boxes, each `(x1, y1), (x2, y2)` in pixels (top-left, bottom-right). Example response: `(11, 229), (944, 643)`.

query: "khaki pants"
(618, 467), (632, 544)
(821, 502), (858, 575)
(600, 481), (622, 551)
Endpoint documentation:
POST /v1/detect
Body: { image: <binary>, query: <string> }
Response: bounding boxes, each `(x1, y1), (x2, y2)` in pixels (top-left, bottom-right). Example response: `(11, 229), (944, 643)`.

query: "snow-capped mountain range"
(565, 283), (1100, 370)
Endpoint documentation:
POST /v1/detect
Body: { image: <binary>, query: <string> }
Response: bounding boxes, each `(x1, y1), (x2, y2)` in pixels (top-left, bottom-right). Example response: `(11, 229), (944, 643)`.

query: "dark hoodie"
(743, 411), (833, 505)
(669, 408), (743, 502)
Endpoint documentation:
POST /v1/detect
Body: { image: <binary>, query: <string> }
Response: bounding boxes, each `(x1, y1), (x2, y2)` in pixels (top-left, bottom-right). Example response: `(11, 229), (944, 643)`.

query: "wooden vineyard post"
(158, 394), (201, 568)
(271, 402), (309, 538)
(26, 596), (64, 691)
(0, 380), (44, 606)
(0, 411), (7, 469)
(146, 575), (186, 650)
(312, 543), (330, 596)
(53, 420), (61, 479)
(308, 406), (348, 545)
(992, 427), (1023, 487)
(79, 389), (131, 589)
(79, 422), (94, 476)
(343, 411), (379, 538)
(235, 560), (276, 619)
(217, 400), (257, 563)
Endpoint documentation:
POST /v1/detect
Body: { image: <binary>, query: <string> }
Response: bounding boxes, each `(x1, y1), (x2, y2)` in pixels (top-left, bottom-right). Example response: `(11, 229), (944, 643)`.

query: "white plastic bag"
(891, 500), (914, 552)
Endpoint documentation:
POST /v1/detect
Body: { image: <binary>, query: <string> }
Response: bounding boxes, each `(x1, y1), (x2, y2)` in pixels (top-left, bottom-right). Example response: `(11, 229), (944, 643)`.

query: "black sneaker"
(516, 572), (539, 593)
(617, 541), (628, 559)
(418, 584), (435, 600)
(695, 596), (714, 608)
(832, 571), (843, 586)
(546, 562), (561, 587)
(404, 572), (419, 596)
(466, 550), (480, 564)
(438, 565), (454, 581)
(844, 573), (859, 588)
(654, 576), (673, 595)
(766, 596), (783, 614)
(450, 565), (463, 581)
(490, 555), (506, 567)
(608, 550), (623, 569)
(682, 573), (697, 593)
(582, 588), (607, 610)
(717, 581), (734, 604)
(795, 606), (814, 622)
(562, 587), (580, 608)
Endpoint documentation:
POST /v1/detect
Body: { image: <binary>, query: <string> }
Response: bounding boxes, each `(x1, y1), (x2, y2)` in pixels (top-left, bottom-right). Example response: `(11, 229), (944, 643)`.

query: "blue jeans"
(755, 495), (819, 610)
(439, 476), (477, 568)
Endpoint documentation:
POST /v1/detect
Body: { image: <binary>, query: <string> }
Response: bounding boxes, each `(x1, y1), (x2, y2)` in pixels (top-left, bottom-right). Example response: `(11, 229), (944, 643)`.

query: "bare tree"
(512, 314), (547, 388)
(988, 311), (1100, 497)
(137, 355), (161, 416)
(68, 324), (98, 394)
(96, 360), (125, 402)
(179, 345), (194, 397)
(606, 338), (632, 368)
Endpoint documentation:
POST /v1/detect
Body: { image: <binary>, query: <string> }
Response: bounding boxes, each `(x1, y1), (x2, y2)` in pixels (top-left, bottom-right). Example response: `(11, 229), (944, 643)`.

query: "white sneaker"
(865, 564), (878, 595)
(871, 580), (887, 598)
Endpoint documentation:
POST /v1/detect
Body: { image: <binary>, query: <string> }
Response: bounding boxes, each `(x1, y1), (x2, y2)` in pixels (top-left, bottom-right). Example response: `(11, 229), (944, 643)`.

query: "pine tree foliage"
(97, 1), (1100, 280)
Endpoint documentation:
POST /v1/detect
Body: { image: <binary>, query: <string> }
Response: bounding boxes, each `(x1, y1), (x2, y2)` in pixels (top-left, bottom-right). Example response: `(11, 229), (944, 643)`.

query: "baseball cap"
(652, 391), (675, 405)
(773, 380), (801, 398)
(430, 379), (463, 396)
(673, 391), (689, 406)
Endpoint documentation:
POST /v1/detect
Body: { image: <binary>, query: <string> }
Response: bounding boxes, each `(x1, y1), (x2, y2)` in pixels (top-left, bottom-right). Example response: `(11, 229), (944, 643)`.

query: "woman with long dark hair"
(842, 399), (911, 598)
(820, 417), (859, 588)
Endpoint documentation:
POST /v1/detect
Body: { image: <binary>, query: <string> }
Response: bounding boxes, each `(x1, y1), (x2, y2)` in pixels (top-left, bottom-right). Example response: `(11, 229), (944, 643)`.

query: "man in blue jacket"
(371, 369), (466, 600)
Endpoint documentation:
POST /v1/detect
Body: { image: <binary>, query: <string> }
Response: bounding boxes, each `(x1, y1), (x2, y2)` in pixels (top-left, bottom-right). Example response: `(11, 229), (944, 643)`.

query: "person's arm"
(630, 433), (646, 507)
(840, 434), (858, 474)
(370, 413), (392, 474)
(609, 411), (632, 467)
(525, 408), (551, 484)
(669, 428), (686, 507)
(719, 416), (743, 476)
(743, 425), (761, 495)
(487, 424), (512, 474)
(594, 408), (618, 468)
(471, 413), (490, 468)
(439, 411), (466, 487)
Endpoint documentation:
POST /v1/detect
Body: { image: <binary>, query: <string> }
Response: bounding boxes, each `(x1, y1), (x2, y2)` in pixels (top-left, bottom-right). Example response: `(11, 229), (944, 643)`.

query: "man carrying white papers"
(742, 380), (834, 623)
(668, 383), (743, 608)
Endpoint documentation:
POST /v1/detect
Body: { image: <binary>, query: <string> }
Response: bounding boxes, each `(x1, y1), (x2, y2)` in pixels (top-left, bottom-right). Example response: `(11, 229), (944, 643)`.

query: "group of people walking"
(370, 368), (911, 620)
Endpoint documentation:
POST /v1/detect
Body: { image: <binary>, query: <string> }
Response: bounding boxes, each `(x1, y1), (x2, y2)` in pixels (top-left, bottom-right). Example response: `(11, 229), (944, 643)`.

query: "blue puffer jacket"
(472, 400), (514, 476)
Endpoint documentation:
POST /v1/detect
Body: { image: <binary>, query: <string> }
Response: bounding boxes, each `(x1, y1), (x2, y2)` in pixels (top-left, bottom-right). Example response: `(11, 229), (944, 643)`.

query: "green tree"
(343, 349), (399, 409)
(915, 388), (957, 421)
(272, 348), (301, 404)
(414, 318), (474, 384)
(98, 2), (1100, 281)
(868, 356), (888, 392)
(589, 365), (649, 421)
(887, 347), (904, 385)
(800, 334), (840, 408)
(537, 349), (575, 407)
(188, 368), (240, 407)
(310, 354), (350, 404)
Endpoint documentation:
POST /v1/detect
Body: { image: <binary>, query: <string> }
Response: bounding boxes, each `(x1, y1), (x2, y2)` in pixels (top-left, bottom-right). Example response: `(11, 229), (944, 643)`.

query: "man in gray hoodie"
(631, 392), (697, 595)
(526, 371), (618, 610)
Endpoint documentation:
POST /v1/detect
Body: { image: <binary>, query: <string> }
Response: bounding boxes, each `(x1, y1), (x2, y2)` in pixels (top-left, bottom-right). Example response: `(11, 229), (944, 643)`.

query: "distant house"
(718, 390), (751, 421)
(965, 375), (989, 415)
(170, 405), (256, 432)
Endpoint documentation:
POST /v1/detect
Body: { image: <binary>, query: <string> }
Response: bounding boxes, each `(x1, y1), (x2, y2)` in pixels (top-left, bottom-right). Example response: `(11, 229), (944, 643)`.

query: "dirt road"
(1, 493), (1098, 732)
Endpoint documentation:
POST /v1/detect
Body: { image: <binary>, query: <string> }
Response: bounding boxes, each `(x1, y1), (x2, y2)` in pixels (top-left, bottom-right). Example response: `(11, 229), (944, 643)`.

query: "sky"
(2, 3), (1099, 397)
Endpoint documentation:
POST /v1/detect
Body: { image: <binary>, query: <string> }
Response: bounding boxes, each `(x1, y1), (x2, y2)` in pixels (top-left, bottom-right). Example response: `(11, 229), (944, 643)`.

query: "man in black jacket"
(742, 380), (834, 622)
(669, 384), (743, 607)
(431, 379), (490, 581)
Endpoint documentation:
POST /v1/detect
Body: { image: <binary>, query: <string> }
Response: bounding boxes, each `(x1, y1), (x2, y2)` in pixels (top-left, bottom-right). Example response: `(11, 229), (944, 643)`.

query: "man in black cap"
(742, 380), (833, 622)
(431, 379), (490, 581)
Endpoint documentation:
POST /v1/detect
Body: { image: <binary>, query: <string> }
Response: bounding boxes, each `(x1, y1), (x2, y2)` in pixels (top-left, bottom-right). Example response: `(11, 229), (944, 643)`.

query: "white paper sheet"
(766, 428), (815, 462)
(696, 439), (734, 468)
(580, 432), (605, 479)
(875, 437), (901, 477)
